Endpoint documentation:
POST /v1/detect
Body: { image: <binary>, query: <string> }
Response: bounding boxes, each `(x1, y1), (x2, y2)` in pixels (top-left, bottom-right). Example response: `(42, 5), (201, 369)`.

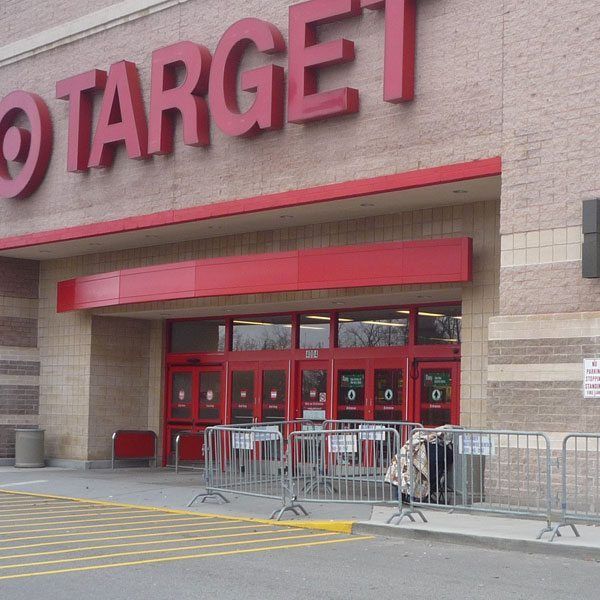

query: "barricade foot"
(545, 522), (580, 542)
(187, 491), (229, 507)
(386, 507), (428, 526)
(270, 502), (309, 521)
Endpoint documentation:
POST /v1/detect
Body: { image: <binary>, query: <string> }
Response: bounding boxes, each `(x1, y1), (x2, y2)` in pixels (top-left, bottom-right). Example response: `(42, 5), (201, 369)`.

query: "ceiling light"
(362, 320), (406, 327)
(306, 315), (331, 321)
(233, 320), (291, 327)
(418, 311), (445, 318)
(300, 325), (325, 330)
(397, 310), (410, 315)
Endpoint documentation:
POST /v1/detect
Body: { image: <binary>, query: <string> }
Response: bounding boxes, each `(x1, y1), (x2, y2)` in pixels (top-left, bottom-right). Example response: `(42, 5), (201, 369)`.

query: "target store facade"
(0, 0), (598, 466)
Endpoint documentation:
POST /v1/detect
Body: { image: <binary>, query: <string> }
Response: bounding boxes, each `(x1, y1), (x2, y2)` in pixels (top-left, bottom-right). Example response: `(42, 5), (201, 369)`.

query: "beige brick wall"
(0, 0), (503, 237)
(87, 316), (153, 461)
(0, 260), (40, 459)
(499, 0), (600, 316)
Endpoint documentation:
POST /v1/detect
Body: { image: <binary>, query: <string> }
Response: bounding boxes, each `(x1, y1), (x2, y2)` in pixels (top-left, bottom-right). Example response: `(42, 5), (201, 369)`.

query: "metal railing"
(173, 431), (205, 473)
(387, 428), (554, 538)
(185, 422), (600, 539)
(188, 424), (308, 520)
(286, 426), (405, 513)
(548, 434), (600, 541)
(111, 430), (158, 470)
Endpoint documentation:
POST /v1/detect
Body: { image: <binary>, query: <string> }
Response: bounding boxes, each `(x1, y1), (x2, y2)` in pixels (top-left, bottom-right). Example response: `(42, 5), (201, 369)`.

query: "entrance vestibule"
(164, 305), (461, 463)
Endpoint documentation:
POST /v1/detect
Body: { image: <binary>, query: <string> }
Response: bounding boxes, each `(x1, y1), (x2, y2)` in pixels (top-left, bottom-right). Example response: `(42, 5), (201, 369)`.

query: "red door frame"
(164, 365), (225, 465)
(413, 360), (461, 426)
(295, 360), (331, 421)
(333, 359), (368, 421)
(228, 361), (259, 424)
(257, 360), (291, 422)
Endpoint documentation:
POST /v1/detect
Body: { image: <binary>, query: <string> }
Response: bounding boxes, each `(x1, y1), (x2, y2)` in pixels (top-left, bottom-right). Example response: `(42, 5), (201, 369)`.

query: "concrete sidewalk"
(0, 466), (598, 560)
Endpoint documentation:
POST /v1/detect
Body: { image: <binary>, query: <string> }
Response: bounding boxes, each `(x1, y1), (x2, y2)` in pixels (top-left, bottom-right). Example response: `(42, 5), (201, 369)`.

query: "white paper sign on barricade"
(252, 426), (280, 442)
(458, 434), (496, 456)
(232, 432), (254, 450)
(358, 423), (386, 441)
(328, 434), (358, 454)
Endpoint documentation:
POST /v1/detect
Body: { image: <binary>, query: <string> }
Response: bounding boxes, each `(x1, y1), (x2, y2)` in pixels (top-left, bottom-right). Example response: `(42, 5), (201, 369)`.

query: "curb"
(351, 521), (600, 561)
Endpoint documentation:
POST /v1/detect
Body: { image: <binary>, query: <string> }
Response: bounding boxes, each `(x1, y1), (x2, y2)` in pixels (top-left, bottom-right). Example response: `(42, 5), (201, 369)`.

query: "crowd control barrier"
(111, 430), (158, 469)
(387, 428), (554, 538)
(173, 431), (205, 473)
(548, 434), (600, 541)
(188, 424), (308, 520)
(286, 426), (406, 514)
(186, 421), (600, 538)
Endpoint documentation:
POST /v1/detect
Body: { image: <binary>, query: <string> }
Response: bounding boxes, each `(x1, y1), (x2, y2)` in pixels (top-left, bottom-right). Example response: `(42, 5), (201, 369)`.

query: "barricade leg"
(188, 490), (230, 506)
(545, 522), (580, 542)
(269, 501), (309, 521)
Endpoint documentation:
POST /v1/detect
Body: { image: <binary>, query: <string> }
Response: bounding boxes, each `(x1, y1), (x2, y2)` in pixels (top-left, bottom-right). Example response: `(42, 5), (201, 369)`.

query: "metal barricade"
(188, 425), (308, 520)
(111, 430), (158, 469)
(388, 428), (553, 538)
(174, 431), (205, 473)
(287, 427), (405, 515)
(548, 434), (600, 541)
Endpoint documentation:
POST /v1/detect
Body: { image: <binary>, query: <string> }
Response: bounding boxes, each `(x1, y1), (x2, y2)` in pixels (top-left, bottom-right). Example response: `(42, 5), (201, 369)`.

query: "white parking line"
(0, 481), (48, 487)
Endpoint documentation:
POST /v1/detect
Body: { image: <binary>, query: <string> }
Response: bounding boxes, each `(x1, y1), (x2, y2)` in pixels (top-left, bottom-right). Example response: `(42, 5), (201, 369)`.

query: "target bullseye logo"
(0, 91), (53, 199)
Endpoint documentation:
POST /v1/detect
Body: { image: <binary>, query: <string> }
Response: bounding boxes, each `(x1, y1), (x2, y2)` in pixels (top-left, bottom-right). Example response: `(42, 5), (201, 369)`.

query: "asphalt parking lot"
(0, 490), (369, 583)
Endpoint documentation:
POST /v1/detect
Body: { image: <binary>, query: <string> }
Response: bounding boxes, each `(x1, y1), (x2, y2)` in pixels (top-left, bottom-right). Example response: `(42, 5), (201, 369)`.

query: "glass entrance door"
(334, 361), (366, 421)
(297, 361), (329, 422)
(168, 367), (194, 423)
(165, 366), (223, 466)
(259, 362), (288, 422)
(198, 368), (223, 424)
(230, 364), (257, 424)
(373, 359), (406, 422)
(415, 362), (460, 427)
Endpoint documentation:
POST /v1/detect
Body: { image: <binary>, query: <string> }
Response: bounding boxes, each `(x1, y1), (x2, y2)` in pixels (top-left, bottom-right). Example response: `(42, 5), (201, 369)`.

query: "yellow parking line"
(0, 489), (244, 523)
(0, 508), (151, 523)
(0, 522), (271, 551)
(0, 515), (217, 537)
(0, 511), (194, 529)
(2, 527), (287, 561)
(0, 505), (129, 517)
(0, 531), (338, 570)
(0, 501), (74, 509)
(0, 536), (373, 581)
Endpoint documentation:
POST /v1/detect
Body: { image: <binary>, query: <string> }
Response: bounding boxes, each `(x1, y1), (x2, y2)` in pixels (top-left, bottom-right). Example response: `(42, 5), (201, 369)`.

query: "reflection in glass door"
(374, 367), (404, 422)
(299, 364), (328, 421)
(198, 370), (222, 423)
(417, 362), (459, 427)
(336, 368), (366, 420)
(231, 368), (256, 424)
(261, 368), (287, 422)
(169, 369), (194, 422)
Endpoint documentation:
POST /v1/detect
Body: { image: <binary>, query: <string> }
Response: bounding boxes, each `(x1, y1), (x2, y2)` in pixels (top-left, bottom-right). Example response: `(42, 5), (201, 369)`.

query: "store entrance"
(229, 361), (290, 424)
(414, 361), (460, 427)
(163, 304), (463, 464)
(333, 358), (406, 422)
(166, 366), (224, 464)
